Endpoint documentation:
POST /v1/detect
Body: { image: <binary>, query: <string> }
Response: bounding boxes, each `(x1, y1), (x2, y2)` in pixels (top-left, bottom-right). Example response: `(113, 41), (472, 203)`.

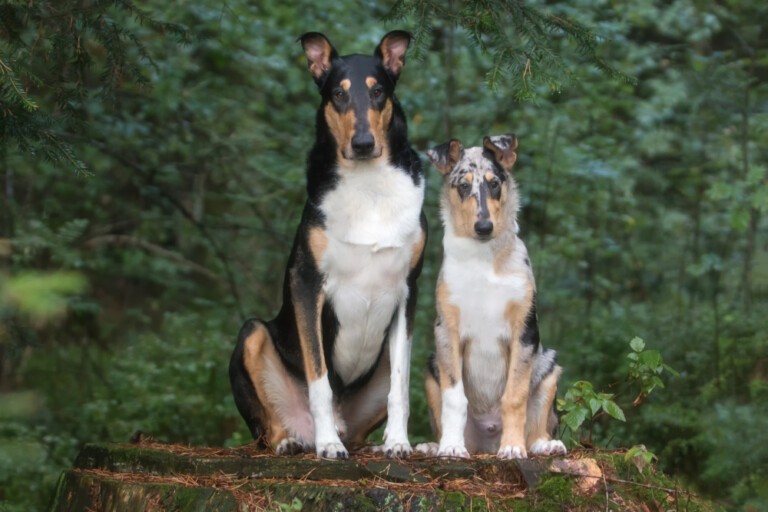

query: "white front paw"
(382, 439), (412, 458)
(437, 444), (470, 459)
(316, 441), (348, 459)
(529, 439), (567, 456)
(497, 444), (528, 459)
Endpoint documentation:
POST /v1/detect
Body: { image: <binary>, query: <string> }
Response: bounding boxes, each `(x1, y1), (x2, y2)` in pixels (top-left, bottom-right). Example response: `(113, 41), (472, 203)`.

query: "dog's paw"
(275, 437), (307, 456)
(437, 444), (470, 459)
(382, 440), (412, 458)
(497, 444), (528, 459)
(316, 441), (348, 460)
(529, 439), (567, 457)
(414, 442), (439, 456)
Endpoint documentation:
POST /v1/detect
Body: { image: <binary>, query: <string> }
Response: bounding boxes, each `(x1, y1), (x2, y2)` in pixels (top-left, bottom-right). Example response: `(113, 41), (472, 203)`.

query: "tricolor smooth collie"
(416, 135), (567, 459)
(229, 31), (426, 459)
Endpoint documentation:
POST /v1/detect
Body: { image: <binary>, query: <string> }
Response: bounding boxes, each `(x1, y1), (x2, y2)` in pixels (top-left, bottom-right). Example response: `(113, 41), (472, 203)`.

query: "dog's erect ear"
(299, 32), (339, 86)
(374, 30), (411, 83)
(427, 139), (463, 175)
(483, 134), (518, 172)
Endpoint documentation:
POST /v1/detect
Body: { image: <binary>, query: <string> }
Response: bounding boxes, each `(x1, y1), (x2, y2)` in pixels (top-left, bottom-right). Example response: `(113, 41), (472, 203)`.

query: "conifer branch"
(384, 0), (635, 99)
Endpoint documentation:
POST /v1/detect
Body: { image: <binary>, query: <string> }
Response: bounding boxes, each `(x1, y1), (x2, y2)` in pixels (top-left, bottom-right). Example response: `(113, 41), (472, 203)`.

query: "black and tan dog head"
(428, 135), (519, 241)
(299, 31), (411, 163)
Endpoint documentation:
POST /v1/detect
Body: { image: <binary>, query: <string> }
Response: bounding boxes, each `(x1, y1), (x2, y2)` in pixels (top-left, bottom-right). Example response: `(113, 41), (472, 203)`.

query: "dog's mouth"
(343, 148), (383, 161)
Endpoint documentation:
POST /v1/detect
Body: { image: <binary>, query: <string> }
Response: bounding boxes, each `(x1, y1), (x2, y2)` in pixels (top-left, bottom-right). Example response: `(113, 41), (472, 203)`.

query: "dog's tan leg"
(413, 361), (443, 456)
(498, 297), (536, 459)
(291, 227), (348, 459)
(526, 363), (567, 456)
(424, 361), (442, 439)
(432, 279), (470, 458)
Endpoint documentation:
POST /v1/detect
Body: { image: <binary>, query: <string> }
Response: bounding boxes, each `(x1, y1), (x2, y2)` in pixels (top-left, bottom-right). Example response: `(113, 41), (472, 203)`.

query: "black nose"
(351, 132), (375, 155)
(474, 219), (494, 237)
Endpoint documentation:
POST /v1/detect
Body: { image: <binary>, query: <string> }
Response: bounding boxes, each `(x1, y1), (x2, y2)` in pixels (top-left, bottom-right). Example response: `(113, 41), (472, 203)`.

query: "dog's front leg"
(434, 286), (470, 459)
(290, 265), (347, 459)
(382, 297), (412, 457)
(497, 341), (535, 459)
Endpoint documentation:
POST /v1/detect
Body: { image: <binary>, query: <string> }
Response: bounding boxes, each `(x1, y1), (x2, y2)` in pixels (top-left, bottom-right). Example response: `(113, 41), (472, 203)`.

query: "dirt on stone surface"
(51, 440), (721, 512)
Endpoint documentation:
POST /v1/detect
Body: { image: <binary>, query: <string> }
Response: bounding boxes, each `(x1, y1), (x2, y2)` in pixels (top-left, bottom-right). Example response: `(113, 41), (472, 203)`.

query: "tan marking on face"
(324, 103), (356, 161)
(340, 79), (351, 91)
(485, 172), (495, 182)
(436, 278), (463, 389)
(242, 325), (289, 447)
(486, 183), (507, 236)
(365, 76), (378, 88)
(365, 98), (392, 161)
(446, 188), (478, 238)
(308, 227), (328, 264)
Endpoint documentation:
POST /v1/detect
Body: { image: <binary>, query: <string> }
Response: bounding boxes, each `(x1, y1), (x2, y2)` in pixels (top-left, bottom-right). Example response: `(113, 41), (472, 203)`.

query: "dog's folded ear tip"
(298, 32), (320, 43)
(484, 134), (519, 152)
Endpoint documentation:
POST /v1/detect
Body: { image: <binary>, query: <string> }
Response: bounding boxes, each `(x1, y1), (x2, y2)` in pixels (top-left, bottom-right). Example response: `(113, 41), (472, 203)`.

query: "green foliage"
(0, 272), (86, 323)
(626, 337), (679, 405)
(558, 380), (625, 440)
(0, 0), (190, 174)
(387, 0), (633, 99)
(558, 338), (679, 447)
(624, 444), (658, 475)
(0, 313), (244, 509)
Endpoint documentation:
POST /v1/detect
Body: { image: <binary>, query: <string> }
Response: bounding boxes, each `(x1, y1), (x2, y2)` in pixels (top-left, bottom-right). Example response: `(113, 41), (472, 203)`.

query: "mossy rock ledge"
(50, 442), (719, 511)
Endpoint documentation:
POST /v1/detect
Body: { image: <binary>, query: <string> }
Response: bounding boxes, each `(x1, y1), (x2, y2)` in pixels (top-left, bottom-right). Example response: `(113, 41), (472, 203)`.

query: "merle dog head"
(299, 31), (411, 163)
(428, 135), (519, 241)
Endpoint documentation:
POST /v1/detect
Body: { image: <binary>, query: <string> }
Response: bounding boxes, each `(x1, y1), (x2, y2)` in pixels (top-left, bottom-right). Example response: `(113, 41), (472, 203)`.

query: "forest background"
(1, 0), (766, 510)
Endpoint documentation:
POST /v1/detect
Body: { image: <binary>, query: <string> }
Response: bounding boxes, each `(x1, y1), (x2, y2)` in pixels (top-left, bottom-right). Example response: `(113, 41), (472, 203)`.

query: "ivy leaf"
(562, 408), (589, 431)
(602, 400), (626, 422)
(588, 397), (602, 416)
(629, 337), (645, 352)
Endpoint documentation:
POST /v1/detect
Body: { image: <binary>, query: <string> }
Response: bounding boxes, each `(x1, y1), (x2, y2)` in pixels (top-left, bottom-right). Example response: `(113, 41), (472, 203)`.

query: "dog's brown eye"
(489, 179), (500, 190)
(372, 88), (383, 98)
(334, 89), (345, 101)
(458, 182), (471, 195)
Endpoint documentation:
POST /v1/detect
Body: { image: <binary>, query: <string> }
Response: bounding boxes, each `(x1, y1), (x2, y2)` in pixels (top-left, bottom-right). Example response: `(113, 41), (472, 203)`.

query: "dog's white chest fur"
(442, 232), (531, 411)
(319, 162), (424, 384)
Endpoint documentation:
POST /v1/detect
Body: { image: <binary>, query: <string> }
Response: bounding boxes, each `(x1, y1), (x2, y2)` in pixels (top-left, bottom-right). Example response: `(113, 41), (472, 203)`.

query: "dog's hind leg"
(229, 319), (269, 443)
(229, 319), (314, 453)
(525, 348), (567, 456)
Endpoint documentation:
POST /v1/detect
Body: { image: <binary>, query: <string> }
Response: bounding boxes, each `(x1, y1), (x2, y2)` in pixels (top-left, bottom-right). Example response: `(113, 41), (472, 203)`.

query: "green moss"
(439, 491), (469, 511)
(535, 475), (573, 504)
